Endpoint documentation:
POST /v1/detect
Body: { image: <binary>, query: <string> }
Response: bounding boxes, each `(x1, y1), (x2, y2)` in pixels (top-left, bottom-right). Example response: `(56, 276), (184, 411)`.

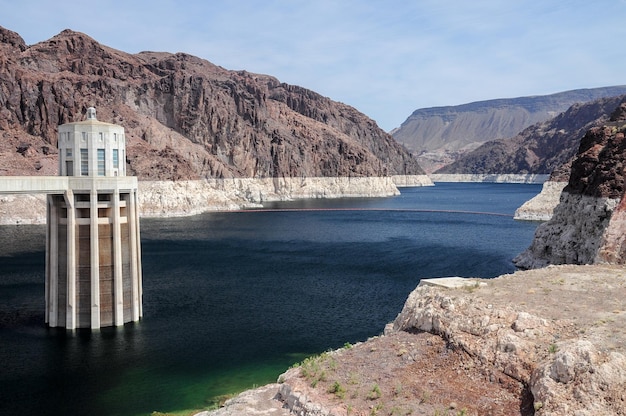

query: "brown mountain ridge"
(0, 26), (423, 180)
(436, 95), (626, 180)
(393, 86), (626, 173)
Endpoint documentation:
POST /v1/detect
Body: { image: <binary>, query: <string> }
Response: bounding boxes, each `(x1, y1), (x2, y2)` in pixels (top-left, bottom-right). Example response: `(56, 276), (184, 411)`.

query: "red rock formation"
(514, 99), (626, 268)
(0, 26), (423, 180)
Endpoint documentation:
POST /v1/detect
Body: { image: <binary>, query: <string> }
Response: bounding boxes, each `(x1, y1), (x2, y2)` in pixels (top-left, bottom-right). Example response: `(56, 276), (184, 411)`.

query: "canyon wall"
(138, 176), (413, 217)
(0, 26), (423, 182)
(437, 95), (626, 177)
(393, 89), (626, 173)
(514, 103), (626, 268)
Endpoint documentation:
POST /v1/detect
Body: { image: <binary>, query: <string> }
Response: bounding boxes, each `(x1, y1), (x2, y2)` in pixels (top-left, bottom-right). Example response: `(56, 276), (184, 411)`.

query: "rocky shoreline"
(0, 175), (433, 224)
(430, 174), (549, 184)
(6, 174), (569, 225)
(513, 181), (567, 221)
(201, 265), (626, 416)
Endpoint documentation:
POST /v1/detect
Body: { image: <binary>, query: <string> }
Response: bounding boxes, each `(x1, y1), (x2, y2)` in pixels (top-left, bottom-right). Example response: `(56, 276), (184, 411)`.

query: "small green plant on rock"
(370, 402), (384, 415)
(393, 382), (404, 397)
(328, 381), (347, 399)
(390, 406), (412, 415)
(299, 354), (329, 387)
(367, 383), (382, 400)
(202, 393), (235, 411)
(348, 371), (360, 385)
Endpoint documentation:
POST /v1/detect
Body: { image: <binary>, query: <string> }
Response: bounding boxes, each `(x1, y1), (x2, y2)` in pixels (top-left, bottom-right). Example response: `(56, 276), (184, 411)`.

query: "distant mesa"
(436, 94), (626, 179)
(392, 87), (626, 174)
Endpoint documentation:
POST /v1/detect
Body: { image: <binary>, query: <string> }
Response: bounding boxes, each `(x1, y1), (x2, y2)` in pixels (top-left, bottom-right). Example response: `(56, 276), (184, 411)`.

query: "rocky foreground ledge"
(200, 264), (626, 416)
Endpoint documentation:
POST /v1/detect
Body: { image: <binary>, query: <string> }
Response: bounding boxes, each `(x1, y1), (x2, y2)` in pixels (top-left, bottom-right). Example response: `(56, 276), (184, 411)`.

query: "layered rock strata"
(514, 104), (626, 268)
(513, 181), (567, 221)
(513, 193), (620, 268)
(391, 266), (626, 416)
(393, 88), (626, 173)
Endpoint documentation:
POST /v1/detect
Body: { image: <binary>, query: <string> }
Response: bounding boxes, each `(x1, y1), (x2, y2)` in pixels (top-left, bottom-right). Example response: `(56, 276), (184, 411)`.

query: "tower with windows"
(47, 107), (142, 329)
(58, 107), (126, 177)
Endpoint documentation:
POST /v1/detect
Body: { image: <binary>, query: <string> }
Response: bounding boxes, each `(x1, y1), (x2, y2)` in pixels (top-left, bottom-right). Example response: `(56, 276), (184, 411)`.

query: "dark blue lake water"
(0, 183), (541, 416)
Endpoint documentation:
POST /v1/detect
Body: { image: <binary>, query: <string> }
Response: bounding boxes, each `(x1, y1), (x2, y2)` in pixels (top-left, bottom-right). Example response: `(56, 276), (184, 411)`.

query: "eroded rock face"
(513, 192), (619, 269)
(514, 104), (626, 268)
(391, 269), (626, 416)
(0, 26), (423, 180)
(513, 181), (567, 221)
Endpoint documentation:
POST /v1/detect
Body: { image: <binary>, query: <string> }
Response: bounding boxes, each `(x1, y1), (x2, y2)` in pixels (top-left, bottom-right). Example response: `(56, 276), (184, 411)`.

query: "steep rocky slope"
(437, 95), (626, 176)
(392, 87), (626, 172)
(514, 101), (626, 268)
(0, 26), (422, 180)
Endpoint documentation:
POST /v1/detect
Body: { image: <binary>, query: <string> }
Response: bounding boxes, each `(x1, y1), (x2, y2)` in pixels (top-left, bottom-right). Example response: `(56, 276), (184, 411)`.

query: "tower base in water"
(45, 177), (142, 329)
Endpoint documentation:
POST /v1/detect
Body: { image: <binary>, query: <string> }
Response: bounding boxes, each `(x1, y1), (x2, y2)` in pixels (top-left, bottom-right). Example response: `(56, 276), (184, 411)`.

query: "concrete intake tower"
(46, 107), (142, 329)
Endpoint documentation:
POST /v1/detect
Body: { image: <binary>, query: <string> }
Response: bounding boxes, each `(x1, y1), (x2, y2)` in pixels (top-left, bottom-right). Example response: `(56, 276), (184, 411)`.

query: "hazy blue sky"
(2, 0), (626, 131)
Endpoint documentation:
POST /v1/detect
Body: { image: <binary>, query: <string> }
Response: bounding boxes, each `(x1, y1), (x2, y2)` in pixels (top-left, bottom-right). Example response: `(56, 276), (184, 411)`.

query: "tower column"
(46, 194), (59, 327)
(129, 189), (142, 320)
(112, 189), (124, 326)
(64, 189), (77, 330)
(90, 187), (101, 329)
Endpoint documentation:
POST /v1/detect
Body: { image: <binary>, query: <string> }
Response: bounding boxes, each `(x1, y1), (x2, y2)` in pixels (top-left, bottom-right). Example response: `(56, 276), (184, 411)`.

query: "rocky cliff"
(0, 26), (423, 182)
(514, 102), (626, 268)
(392, 87), (626, 173)
(437, 95), (626, 176)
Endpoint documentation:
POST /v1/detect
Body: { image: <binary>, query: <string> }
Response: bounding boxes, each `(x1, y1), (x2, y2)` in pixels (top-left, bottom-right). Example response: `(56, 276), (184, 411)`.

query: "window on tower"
(97, 149), (105, 176)
(80, 149), (88, 176)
